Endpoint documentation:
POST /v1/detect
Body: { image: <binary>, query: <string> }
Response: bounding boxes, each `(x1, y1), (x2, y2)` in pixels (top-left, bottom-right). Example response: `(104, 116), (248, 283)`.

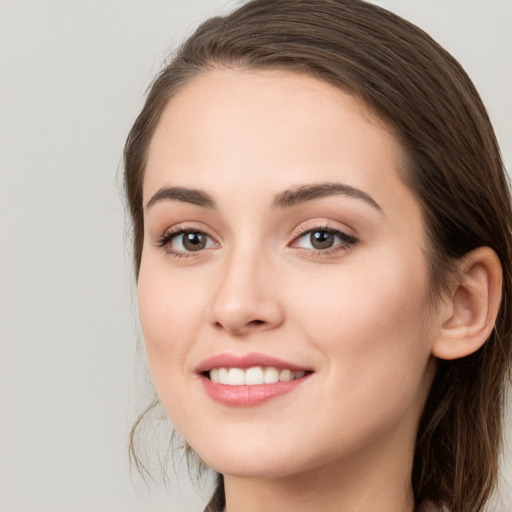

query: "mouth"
(204, 366), (308, 385)
(196, 353), (314, 407)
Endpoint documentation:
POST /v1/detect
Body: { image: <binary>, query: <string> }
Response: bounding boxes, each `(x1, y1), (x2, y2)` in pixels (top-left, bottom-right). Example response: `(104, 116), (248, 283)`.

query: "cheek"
(290, 247), (432, 388)
(283, 252), (433, 454)
(137, 263), (205, 378)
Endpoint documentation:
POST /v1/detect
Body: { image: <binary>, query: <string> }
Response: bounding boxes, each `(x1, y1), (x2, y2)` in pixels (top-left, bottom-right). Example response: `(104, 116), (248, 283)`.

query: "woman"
(124, 1), (512, 511)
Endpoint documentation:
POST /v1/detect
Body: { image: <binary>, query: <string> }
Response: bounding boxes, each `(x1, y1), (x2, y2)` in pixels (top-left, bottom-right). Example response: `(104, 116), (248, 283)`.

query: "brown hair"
(124, 1), (512, 511)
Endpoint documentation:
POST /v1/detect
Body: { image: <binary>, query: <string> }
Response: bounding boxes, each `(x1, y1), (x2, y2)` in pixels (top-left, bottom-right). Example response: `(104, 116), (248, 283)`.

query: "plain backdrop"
(1, 1), (511, 511)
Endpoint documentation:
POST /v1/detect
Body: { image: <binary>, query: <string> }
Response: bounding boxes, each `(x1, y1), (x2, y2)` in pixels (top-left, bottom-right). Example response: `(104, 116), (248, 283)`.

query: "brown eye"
(292, 227), (357, 253)
(181, 232), (207, 251)
(158, 229), (216, 254)
(310, 230), (335, 249)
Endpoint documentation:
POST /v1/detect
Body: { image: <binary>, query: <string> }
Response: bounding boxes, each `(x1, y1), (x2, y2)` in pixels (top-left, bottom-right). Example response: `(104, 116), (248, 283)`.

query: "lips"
(196, 352), (312, 373)
(196, 352), (313, 407)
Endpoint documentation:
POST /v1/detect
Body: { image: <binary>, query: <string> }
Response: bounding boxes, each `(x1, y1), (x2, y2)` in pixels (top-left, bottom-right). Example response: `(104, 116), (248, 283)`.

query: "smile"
(197, 352), (313, 407)
(208, 366), (306, 385)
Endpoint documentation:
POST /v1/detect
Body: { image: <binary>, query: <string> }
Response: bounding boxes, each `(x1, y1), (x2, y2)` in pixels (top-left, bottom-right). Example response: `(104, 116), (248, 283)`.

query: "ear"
(432, 247), (503, 360)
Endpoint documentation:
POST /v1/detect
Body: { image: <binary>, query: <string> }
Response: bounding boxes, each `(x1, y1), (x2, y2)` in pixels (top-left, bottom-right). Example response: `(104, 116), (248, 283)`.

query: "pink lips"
(196, 352), (313, 407)
(196, 352), (311, 373)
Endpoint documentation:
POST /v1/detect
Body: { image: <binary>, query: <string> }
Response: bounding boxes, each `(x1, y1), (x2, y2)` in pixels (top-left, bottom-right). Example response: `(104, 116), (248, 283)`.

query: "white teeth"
(210, 368), (220, 383)
(208, 366), (308, 385)
(264, 367), (279, 384)
(227, 368), (245, 385)
(245, 366), (264, 385)
(219, 367), (229, 383)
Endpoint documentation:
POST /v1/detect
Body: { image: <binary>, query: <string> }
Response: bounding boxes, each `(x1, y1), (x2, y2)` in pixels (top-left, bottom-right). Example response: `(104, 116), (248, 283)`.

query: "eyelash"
(290, 224), (358, 256)
(155, 224), (216, 260)
(155, 223), (358, 260)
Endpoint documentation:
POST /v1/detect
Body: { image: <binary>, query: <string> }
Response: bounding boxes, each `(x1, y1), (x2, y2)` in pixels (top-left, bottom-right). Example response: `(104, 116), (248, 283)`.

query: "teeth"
(210, 368), (220, 383)
(219, 367), (229, 383)
(227, 368), (245, 385)
(264, 367), (279, 384)
(208, 366), (308, 385)
(279, 369), (293, 382)
(245, 366), (264, 385)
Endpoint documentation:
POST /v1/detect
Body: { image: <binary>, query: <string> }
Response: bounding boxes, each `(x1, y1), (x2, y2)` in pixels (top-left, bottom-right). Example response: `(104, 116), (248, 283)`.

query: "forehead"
(143, 68), (416, 222)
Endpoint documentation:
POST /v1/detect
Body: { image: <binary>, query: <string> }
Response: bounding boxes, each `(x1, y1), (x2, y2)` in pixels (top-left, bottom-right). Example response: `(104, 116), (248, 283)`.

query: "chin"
(208, 458), (304, 479)
(192, 440), (311, 479)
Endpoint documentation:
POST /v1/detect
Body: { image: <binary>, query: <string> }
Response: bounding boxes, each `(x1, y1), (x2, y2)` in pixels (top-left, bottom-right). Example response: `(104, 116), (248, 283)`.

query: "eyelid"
(153, 219), (357, 259)
(290, 219), (356, 241)
(156, 222), (217, 242)
(288, 220), (358, 255)
(154, 222), (220, 258)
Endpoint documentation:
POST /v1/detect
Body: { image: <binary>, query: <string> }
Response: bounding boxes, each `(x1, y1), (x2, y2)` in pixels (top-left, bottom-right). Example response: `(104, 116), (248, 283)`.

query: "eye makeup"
(153, 220), (358, 261)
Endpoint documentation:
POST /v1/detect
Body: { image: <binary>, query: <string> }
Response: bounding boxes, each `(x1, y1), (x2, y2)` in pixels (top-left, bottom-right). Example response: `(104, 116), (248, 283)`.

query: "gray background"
(1, 1), (511, 511)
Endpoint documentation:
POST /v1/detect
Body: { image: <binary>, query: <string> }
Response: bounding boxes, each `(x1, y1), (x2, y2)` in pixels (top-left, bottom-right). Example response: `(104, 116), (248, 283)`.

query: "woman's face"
(138, 69), (438, 478)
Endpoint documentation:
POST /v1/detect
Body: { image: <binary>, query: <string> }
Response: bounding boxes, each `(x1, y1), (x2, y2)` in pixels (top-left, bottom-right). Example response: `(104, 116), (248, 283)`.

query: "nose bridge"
(207, 235), (283, 334)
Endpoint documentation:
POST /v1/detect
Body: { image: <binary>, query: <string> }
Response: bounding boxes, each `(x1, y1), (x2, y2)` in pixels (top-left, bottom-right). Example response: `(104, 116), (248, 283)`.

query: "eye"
(156, 229), (217, 255)
(291, 227), (357, 252)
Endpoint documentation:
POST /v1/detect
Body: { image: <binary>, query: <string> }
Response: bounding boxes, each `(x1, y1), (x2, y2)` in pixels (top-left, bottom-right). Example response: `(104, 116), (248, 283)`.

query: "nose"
(206, 248), (284, 336)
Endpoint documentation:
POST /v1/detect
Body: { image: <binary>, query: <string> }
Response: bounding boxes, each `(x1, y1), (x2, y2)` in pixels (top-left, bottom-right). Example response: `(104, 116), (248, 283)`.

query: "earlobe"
(432, 247), (503, 360)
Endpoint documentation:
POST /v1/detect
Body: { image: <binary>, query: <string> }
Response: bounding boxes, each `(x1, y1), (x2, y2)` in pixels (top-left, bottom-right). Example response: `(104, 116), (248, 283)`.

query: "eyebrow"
(145, 182), (382, 212)
(146, 187), (216, 209)
(272, 182), (382, 211)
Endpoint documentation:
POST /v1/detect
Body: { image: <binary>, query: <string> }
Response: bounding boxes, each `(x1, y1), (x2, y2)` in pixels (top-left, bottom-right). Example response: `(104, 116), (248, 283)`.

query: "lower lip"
(200, 374), (311, 407)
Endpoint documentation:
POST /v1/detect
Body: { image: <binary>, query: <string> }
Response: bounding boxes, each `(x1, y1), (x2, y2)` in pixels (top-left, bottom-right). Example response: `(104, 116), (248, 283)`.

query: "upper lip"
(196, 352), (313, 373)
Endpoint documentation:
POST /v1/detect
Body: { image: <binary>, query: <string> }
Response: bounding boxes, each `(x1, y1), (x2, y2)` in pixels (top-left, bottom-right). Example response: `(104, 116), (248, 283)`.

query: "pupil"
(183, 232), (206, 251)
(311, 230), (334, 249)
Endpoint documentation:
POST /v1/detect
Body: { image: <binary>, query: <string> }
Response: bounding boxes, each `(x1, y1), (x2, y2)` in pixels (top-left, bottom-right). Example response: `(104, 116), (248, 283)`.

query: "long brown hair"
(123, 1), (512, 511)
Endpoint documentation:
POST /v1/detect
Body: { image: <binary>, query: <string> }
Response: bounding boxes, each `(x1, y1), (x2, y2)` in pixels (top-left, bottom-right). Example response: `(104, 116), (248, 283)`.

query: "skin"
(138, 68), (443, 512)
